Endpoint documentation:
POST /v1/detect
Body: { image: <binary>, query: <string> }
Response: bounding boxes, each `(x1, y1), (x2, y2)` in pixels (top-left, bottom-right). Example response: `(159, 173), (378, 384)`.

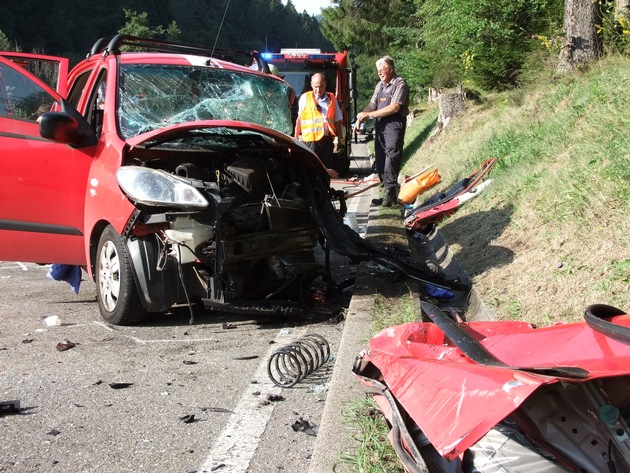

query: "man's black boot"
(381, 187), (397, 207)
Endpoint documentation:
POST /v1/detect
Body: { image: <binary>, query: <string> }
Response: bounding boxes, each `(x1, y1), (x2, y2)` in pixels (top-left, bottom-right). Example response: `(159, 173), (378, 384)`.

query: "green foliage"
(0, 1), (331, 63)
(322, 0), (568, 96)
(0, 29), (15, 51)
(118, 9), (181, 42)
(418, 0), (564, 90)
(322, 0), (421, 105)
(598, 2), (630, 53)
(372, 289), (418, 333)
(401, 56), (630, 323)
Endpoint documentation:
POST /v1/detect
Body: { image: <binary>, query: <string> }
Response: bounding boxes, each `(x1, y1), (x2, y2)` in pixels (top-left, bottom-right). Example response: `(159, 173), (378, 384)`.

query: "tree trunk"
(617, 0), (630, 21)
(436, 92), (465, 132)
(556, 0), (603, 75)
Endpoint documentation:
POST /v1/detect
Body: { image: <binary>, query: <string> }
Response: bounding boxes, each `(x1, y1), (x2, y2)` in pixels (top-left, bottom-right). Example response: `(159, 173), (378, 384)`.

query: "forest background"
(1, 0), (629, 105)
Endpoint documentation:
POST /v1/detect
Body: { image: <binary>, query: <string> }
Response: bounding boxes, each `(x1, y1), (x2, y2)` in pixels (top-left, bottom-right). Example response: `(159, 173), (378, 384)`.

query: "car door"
(0, 52), (69, 97)
(0, 55), (93, 265)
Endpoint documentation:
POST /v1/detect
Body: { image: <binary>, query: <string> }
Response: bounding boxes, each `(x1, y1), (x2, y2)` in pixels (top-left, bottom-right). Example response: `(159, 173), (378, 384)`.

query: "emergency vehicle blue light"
(262, 53), (284, 60)
(308, 54), (333, 60)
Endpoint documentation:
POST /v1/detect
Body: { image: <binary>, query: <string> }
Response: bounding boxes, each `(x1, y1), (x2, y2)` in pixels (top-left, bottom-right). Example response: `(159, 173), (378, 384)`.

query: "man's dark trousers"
(374, 116), (406, 190)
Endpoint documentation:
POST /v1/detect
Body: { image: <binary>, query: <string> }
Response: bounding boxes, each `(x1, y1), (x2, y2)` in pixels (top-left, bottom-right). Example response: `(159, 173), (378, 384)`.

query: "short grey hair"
(376, 56), (395, 71)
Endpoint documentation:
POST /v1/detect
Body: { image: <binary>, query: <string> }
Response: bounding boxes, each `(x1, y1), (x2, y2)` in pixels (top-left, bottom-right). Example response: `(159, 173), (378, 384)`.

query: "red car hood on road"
(358, 309), (630, 460)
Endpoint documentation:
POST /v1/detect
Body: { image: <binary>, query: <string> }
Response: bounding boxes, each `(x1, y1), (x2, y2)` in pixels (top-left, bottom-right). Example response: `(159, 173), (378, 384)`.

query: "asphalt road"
(0, 142), (374, 473)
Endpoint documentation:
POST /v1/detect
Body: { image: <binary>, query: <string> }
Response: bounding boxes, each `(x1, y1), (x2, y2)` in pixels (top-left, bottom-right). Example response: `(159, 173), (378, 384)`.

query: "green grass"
(400, 55), (630, 325)
(340, 398), (406, 473)
(372, 288), (420, 333)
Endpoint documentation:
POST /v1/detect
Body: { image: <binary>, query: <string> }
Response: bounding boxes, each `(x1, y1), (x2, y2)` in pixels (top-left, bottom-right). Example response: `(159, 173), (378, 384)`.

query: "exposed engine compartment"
(124, 141), (333, 315)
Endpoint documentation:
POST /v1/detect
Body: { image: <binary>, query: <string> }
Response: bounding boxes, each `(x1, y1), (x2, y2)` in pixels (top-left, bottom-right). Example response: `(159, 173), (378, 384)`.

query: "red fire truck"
(262, 48), (356, 175)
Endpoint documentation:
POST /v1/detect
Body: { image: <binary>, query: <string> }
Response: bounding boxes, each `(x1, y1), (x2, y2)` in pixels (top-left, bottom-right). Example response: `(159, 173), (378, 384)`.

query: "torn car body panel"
(354, 304), (630, 471)
(403, 157), (497, 233)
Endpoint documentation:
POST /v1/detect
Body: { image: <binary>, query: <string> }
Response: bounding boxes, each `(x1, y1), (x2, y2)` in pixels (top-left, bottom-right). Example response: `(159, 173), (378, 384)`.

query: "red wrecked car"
(354, 302), (630, 472)
(0, 36), (458, 325)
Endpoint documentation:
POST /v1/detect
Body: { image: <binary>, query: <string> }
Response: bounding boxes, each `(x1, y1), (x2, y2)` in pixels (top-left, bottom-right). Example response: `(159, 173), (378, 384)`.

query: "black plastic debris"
(291, 417), (317, 436)
(328, 311), (345, 324)
(266, 394), (284, 402)
(183, 360), (198, 365)
(47, 429), (61, 436)
(222, 322), (236, 330)
(179, 414), (195, 424)
(0, 400), (20, 416)
(108, 382), (133, 389)
(56, 340), (76, 351)
(232, 355), (258, 360)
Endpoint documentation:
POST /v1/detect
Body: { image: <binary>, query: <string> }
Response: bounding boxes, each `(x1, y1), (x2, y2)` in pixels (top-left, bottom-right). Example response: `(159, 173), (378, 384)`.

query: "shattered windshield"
(117, 64), (293, 139)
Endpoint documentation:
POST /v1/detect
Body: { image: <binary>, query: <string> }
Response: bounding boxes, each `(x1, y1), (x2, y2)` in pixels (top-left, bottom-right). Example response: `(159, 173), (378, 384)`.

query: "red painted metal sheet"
(363, 316), (630, 459)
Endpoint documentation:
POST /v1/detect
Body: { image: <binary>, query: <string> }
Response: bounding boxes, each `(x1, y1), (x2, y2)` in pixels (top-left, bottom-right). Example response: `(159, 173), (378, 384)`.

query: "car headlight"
(116, 166), (208, 209)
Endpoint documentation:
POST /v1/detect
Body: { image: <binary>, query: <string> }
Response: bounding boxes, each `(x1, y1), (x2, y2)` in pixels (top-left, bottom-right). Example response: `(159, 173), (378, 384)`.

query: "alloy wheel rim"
(98, 240), (121, 312)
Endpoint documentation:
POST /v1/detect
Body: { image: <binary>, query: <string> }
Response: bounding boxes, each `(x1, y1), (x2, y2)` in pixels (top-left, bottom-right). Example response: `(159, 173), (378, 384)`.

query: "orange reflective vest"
(300, 92), (337, 142)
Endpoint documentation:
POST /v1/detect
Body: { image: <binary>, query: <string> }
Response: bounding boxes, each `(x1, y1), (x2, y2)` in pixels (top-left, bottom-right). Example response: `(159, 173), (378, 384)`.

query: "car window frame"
(0, 52), (69, 97)
(0, 55), (63, 126)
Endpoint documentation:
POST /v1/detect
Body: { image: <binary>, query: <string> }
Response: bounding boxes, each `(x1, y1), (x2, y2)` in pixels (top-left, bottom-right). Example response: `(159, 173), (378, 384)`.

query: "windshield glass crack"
(117, 64), (293, 139)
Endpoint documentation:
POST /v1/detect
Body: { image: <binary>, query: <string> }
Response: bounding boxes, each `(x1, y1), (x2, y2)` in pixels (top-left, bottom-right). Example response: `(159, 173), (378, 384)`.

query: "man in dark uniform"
(354, 56), (409, 207)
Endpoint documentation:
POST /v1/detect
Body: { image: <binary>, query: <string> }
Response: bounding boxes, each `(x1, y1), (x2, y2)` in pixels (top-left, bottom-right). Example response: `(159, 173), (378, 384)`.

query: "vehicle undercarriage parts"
(267, 333), (331, 388)
(354, 303), (630, 472)
(163, 220), (214, 264)
(307, 171), (469, 293)
(127, 233), (180, 313)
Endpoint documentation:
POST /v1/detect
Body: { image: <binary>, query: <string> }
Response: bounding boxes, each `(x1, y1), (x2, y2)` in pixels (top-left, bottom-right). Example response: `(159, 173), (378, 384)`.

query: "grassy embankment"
(342, 55), (630, 472)
(400, 54), (629, 326)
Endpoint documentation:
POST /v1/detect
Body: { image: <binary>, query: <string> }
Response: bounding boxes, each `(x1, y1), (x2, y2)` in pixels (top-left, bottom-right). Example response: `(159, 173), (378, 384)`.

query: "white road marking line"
(199, 326), (308, 473)
(0, 262), (32, 271)
(93, 321), (115, 331)
(88, 321), (224, 344)
(127, 336), (221, 344)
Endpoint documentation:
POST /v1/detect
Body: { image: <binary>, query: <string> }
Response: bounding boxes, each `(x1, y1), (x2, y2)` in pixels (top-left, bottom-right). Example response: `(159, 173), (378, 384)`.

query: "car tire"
(96, 225), (146, 325)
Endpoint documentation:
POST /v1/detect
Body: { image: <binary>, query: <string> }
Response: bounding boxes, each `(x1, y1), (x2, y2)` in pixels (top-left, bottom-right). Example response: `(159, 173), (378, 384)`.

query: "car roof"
(114, 52), (266, 75)
(85, 35), (270, 74)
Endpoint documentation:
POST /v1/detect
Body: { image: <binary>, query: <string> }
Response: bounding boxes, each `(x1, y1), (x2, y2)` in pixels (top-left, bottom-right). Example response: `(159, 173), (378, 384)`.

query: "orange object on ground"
(398, 167), (441, 204)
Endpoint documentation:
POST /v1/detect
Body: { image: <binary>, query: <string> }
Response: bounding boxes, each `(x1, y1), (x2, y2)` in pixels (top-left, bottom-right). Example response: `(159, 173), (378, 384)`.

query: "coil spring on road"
(267, 333), (331, 388)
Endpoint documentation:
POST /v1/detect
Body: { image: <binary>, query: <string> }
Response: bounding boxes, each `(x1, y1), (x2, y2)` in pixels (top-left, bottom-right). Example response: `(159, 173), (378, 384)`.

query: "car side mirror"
(39, 112), (83, 145)
(39, 98), (97, 148)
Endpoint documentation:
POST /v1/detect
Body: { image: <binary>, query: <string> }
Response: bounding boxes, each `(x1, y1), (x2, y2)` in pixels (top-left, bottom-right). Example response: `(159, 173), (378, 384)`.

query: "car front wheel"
(96, 225), (146, 325)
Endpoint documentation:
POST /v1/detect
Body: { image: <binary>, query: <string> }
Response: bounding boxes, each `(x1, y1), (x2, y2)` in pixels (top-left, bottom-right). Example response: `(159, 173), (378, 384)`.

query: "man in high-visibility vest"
(295, 73), (343, 178)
